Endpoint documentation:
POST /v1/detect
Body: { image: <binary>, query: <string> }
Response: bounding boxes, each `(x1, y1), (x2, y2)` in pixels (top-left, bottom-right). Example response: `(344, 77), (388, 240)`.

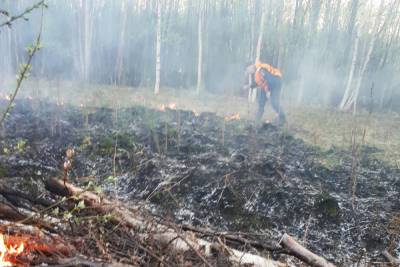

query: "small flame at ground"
(0, 233), (25, 267)
(160, 103), (177, 111)
(224, 113), (240, 121)
(56, 100), (64, 107)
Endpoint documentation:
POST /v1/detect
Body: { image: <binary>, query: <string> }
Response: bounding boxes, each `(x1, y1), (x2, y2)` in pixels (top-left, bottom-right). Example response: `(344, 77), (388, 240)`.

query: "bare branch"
(0, 0), (45, 28)
(0, 2), (45, 128)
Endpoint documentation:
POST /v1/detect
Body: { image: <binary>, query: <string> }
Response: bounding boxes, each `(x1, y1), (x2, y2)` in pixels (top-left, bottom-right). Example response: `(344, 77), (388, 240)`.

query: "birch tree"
(249, 0), (266, 103)
(196, 0), (204, 96)
(115, 0), (128, 84)
(255, 2), (265, 62)
(154, 0), (162, 95)
(76, 0), (97, 82)
(339, 26), (360, 110)
(340, 0), (385, 112)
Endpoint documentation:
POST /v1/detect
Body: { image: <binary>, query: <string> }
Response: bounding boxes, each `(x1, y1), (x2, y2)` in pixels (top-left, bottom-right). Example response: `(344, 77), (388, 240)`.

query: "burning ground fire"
(0, 233), (25, 267)
(224, 113), (241, 121)
(159, 103), (177, 111)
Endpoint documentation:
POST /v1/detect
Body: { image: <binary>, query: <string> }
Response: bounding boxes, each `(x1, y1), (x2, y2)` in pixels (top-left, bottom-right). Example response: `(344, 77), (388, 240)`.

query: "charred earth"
(0, 99), (399, 265)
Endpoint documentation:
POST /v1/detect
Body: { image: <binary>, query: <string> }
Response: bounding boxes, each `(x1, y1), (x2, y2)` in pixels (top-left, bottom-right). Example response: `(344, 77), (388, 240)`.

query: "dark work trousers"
(256, 70), (286, 123)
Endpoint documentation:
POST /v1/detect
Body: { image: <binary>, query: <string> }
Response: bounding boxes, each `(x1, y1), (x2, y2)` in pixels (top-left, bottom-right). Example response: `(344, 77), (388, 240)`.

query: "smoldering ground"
(1, 99), (399, 265)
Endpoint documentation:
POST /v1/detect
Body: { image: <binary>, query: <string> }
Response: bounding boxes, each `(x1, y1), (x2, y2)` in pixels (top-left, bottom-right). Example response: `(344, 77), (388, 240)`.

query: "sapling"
(0, 1), (45, 128)
(177, 110), (181, 152)
(63, 147), (75, 187)
(165, 121), (168, 154)
(350, 127), (360, 210)
(221, 118), (226, 146)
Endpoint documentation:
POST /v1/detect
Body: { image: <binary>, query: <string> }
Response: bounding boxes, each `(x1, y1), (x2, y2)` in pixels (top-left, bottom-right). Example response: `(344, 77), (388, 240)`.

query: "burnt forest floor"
(0, 97), (400, 266)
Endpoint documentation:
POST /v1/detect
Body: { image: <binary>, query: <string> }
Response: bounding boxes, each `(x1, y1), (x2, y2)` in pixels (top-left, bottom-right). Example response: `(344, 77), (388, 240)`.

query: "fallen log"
(0, 200), (26, 221)
(279, 234), (336, 267)
(165, 221), (284, 252)
(45, 177), (288, 267)
(382, 250), (400, 266)
(151, 231), (285, 267)
(0, 186), (54, 206)
(0, 198), (58, 233)
(47, 256), (133, 267)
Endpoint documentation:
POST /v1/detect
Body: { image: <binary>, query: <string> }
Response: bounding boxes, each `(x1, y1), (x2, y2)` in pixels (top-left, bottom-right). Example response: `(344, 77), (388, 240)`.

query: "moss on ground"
(0, 164), (8, 177)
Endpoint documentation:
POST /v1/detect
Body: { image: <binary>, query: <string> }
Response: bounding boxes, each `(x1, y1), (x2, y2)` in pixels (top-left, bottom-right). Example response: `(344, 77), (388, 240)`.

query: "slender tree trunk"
(7, 27), (13, 74)
(351, 34), (377, 114)
(344, 0), (359, 61)
(83, 1), (92, 82)
(77, 3), (84, 81)
(116, 0), (128, 84)
(255, 2), (265, 62)
(12, 24), (20, 69)
(339, 27), (359, 110)
(341, 0), (384, 113)
(295, 0), (312, 106)
(249, 0), (265, 103)
(76, 1), (95, 82)
(249, 0), (256, 60)
(327, 0), (341, 50)
(196, 1), (204, 96)
(154, 1), (162, 95)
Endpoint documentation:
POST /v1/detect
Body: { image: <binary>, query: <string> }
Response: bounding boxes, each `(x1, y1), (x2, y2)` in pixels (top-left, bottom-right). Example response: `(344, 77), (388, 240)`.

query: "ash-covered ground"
(1, 99), (399, 265)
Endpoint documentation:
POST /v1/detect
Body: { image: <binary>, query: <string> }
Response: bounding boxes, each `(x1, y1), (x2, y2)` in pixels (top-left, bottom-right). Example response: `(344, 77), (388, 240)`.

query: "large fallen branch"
(279, 234), (336, 267)
(45, 177), (287, 267)
(382, 250), (400, 266)
(162, 221), (284, 253)
(52, 256), (133, 267)
(0, 200), (26, 221)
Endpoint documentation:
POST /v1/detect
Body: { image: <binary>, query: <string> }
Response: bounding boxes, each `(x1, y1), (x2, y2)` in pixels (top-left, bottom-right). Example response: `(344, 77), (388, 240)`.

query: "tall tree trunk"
(83, 1), (93, 82)
(249, 0), (265, 103)
(295, 0), (312, 106)
(339, 26), (360, 110)
(255, 1), (265, 62)
(343, 0), (359, 64)
(327, 0), (341, 49)
(154, 1), (162, 95)
(341, 0), (385, 113)
(115, 0), (128, 84)
(76, 1), (95, 82)
(249, 0), (256, 60)
(196, 0), (204, 96)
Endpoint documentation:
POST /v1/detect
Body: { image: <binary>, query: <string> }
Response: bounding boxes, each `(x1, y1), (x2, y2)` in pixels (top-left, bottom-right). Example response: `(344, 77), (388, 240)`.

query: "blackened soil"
(1, 99), (399, 265)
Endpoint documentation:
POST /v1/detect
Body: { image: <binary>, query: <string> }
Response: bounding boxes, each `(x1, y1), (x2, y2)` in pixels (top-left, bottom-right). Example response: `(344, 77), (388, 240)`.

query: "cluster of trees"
(1, 0), (399, 111)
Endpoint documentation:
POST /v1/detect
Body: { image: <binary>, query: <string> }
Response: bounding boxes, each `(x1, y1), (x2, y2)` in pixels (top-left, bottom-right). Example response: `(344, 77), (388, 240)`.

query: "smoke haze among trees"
(1, 0), (400, 111)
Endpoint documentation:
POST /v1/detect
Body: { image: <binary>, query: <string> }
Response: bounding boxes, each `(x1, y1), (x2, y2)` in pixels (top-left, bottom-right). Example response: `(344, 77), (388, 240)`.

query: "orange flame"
(224, 113), (240, 121)
(0, 233), (25, 266)
(159, 103), (177, 111)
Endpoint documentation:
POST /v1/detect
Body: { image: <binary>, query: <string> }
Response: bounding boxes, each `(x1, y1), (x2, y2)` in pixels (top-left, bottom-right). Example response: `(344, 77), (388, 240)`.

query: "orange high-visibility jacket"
(254, 60), (282, 92)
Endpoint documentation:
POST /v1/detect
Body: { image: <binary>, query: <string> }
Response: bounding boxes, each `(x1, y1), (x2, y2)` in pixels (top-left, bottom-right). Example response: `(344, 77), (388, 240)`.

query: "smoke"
(0, 0), (399, 111)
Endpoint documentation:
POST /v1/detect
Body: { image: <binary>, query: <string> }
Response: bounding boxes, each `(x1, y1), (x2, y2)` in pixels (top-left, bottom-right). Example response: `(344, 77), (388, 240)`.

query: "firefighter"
(243, 60), (286, 125)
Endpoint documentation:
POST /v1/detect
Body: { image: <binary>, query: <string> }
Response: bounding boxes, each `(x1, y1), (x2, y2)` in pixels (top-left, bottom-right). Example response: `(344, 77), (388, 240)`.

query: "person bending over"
(244, 60), (286, 125)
